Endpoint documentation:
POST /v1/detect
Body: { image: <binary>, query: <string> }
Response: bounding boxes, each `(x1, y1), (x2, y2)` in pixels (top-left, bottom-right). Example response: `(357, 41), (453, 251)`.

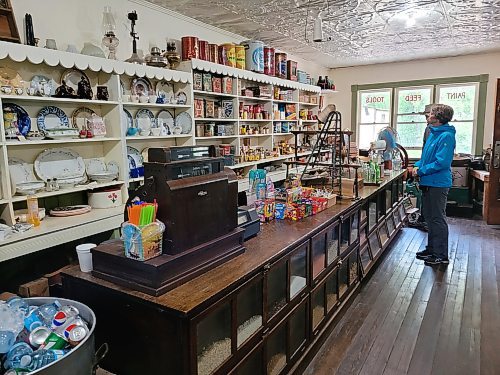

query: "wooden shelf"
(320, 89), (339, 94)
(298, 102), (318, 106)
(274, 119), (298, 122)
(0, 206), (124, 262)
(227, 151), (312, 169)
(0, 95), (120, 106)
(238, 96), (272, 102)
(273, 132), (294, 136)
(239, 133), (272, 138)
(273, 99), (297, 104)
(238, 119), (271, 122)
(5, 137), (122, 146)
(195, 135), (238, 140)
(193, 90), (237, 98)
(128, 177), (144, 183)
(122, 102), (191, 109)
(126, 135), (191, 141)
(194, 118), (237, 122)
(0, 199), (9, 204)
(10, 181), (125, 202)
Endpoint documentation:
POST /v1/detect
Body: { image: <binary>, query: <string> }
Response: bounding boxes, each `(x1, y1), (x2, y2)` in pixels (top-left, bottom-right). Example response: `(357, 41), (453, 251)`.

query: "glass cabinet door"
(378, 191), (385, 219)
(369, 232), (381, 258)
(326, 222), (339, 266)
(311, 230), (327, 280)
(350, 211), (359, 244)
(360, 202), (367, 223)
(349, 249), (359, 285)
(237, 278), (263, 347)
(196, 302), (232, 375)
(338, 259), (349, 298)
(266, 324), (287, 375)
(385, 189), (392, 214)
(289, 245), (307, 300)
(340, 218), (350, 253)
(311, 284), (326, 331)
(360, 244), (372, 273)
(386, 214), (395, 235)
(394, 208), (401, 226)
(398, 204), (405, 221)
(325, 267), (338, 313)
(379, 222), (389, 245)
(289, 300), (307, 360)
(392, 181), (398, 206)
(267, 261), (287, 320)
(360, 224), (367, 247)
(236, 343), (263, 375)
(368, 198), (377, 231)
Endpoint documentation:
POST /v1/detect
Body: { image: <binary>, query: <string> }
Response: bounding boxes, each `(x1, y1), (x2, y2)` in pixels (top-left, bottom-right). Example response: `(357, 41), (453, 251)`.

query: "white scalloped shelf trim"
(190, 59), (321, 93)
(0, 41), (192, 83)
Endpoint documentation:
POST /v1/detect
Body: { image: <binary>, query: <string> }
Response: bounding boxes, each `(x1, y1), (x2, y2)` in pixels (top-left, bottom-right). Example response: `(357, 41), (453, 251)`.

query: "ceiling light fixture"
(313, 14), (323, 42)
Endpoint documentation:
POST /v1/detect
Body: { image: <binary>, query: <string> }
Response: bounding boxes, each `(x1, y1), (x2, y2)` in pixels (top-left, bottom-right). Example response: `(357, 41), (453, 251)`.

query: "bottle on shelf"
(20, 349), (68, 371)
(26, 196), (41, 227)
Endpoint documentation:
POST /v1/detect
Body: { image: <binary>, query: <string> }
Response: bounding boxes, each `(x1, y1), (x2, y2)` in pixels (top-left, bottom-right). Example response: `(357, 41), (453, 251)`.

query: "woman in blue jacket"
(413, 104), (456, 266)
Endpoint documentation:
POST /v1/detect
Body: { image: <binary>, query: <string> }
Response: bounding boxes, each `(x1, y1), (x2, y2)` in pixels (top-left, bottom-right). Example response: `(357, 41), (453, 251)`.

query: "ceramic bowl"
(149, 95), (158, 104)
(139, 96), (149, 104)
(15, 181), (45, 195)
(127, 127), (139, 136)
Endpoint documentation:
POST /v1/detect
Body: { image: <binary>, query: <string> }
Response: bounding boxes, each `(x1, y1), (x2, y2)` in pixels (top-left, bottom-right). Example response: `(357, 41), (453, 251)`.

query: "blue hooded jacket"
(414, 124), (456, 188)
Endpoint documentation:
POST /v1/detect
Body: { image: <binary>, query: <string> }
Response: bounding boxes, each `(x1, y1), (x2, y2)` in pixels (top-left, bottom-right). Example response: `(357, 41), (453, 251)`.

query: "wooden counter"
(62, 171), (406, 375)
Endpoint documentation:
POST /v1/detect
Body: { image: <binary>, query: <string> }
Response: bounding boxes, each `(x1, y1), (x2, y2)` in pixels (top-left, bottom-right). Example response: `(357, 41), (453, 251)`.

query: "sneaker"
(424, 256), (450, 266)
(416, 249), (433, 260)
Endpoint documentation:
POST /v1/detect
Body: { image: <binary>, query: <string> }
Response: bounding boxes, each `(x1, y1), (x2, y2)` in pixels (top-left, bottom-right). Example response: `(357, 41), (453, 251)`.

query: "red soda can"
(41, 331), (68, 350)
(264, 47), (275, 76)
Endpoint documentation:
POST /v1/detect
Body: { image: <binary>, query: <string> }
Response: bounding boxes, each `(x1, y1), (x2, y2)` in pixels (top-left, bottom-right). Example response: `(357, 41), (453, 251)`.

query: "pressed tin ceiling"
(146, 0), (500, 68)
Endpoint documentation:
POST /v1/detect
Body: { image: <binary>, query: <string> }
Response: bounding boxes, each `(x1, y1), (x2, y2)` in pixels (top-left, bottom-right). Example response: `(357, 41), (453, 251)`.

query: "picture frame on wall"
(0, 0), (21, 43)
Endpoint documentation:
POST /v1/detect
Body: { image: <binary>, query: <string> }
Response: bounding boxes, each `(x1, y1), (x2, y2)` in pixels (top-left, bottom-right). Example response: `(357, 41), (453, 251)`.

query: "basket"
(121, 220), (165, 261)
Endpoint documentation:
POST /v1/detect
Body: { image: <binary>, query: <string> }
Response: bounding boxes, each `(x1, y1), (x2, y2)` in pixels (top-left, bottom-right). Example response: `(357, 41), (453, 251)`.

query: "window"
(357, 89), (391, 149)
(355, 80), (480, 157)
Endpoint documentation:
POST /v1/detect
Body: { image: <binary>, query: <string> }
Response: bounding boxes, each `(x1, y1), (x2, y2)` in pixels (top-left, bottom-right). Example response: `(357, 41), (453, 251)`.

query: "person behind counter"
(412, 104), (456, 266)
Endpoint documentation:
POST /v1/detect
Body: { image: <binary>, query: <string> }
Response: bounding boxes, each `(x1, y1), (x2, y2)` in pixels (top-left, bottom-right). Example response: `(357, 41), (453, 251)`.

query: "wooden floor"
(304, 217), (500, 375)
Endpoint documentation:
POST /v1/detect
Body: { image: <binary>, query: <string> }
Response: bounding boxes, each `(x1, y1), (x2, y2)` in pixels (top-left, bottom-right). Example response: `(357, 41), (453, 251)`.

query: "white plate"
(72, 107), (96, 129)
(34, 148), (86, 181)
(85, 158), (106, 175)
(175, 112), (193, 134)
(127, 146), (143, 167)
(175, 91), (187, 105)
(131, 77), (152, 96)
(50, 205), (91, 217)
(15, 181), (45, 196)
(135, 109), (155, 134)
(157, 110), (174, 135)
(107, 161), (119, 176)
(8, 157), (37, 194)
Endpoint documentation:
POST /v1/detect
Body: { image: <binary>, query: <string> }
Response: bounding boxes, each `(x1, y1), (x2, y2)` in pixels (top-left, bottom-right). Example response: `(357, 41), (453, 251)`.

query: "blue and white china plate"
(37, 106), (69, 131)
(135, 108), (155, 133)
(175, 111), (192, 134)
(2, 103), (31, 136)
(157, 110), (174, 135)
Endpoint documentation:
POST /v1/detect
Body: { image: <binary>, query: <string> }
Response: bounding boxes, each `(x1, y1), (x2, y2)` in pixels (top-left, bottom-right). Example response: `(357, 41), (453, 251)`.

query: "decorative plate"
(34, 147), (86, 181)
(175, 111), (193, 134)
(85, 158), (107, 175)
(156, 80), (174, 103)
(120, 80), (126, 95)
(135, 108), (155, 133)
(30, 75), (57, 96)
(61, 69), (91, 93)
(131, 77), (152, 96)
(127, 146), (143, 167)
(72, 107), (96, 129)
(157, 110), (174, 135)
(50, 205), (92, 217)
(127, 155), (137, 172)
(175, 91), (188, 105)
(8, 157), (37, 194)
(107, 161), (120, 176)
(122, 108), (134, 136)
(37, 106), (70, 131)
(2, 103), (31, 136)
(0, 67), (23, 87)
(15, 181), (45, 196)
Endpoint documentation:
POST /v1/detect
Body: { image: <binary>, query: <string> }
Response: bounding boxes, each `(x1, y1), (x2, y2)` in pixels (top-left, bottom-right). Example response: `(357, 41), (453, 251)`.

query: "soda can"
(51, 305), (79, 330)
(63, 317), (88, 339)
(29, 326), (51, 348)
(23, 307), (42, 332)
(41, 332), (67, 350)
(67, 325), (88, 346)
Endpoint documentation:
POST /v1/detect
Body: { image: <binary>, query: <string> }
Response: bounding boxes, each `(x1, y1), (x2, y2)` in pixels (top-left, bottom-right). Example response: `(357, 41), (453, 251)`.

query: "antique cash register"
(91, 146), (246, 296)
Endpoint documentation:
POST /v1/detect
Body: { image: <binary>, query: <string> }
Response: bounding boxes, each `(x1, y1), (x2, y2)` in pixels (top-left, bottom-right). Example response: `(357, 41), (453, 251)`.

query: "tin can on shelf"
(235, 44), (246, 69)
(198, 40), (209, 61)
(218, 44), (228, 65)
(204, 123), (215, 137)
(287, 60), (298, 81)
(242, 40), (264, 73)
(208, 43), (219, 63)
(181, 36), (199, 60)
(275, 52), (287, 78)
(222, 76), (233, 94)
(221, 43), (236, 67)
(264, 46), (275, 76)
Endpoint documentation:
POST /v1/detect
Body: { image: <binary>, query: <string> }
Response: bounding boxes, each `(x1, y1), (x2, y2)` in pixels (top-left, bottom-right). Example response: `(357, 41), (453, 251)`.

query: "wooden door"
(487, 79), (500, 224)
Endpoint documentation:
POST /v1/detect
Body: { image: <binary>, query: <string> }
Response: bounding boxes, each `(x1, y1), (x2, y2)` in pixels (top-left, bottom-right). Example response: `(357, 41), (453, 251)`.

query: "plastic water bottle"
(20, 349), (68, 371)
(0, 302), (25, 353)
(3, 342), (33, 369)
(24, 301), (61, 331)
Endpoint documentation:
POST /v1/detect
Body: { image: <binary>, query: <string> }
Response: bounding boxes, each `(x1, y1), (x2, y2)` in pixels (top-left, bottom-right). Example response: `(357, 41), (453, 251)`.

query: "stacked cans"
(242, 40), (264, 73)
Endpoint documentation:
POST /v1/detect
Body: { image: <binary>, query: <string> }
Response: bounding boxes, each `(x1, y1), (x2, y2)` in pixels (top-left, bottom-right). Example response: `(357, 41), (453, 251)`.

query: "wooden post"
(486, 79), (500, 224)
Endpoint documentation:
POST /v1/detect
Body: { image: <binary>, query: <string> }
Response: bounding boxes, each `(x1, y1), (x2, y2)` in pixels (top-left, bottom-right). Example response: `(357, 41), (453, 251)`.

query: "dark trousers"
(421, 186), (449, 258)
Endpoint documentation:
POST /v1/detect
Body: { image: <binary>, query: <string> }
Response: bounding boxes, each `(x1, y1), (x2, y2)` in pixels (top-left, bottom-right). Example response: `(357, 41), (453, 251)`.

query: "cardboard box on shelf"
(0, 292), (17, 301)
(18, 277), (49, 298)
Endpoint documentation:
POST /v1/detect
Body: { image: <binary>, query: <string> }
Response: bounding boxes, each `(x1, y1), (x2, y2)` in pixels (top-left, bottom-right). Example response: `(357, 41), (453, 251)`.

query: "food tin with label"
(242, 40), (264, 73)
(264, 47), (275, 76)
(193, 72), (203, 91)
(275, 52), (287, 79)
(198, 40), (209, 61)
(221, 43), (236, 67)
(222, 76), (233, 94)
(287, 60), (298, 81)
(235, 44), (246, 69)
(208, 43), (219, 63)
(181, 36), (199, 60)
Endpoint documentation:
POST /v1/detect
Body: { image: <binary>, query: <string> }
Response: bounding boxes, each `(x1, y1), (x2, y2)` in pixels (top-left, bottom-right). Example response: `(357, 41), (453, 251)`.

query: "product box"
(221, 100), (234, 118)
(193, 72), (203, 91)
(222, 77), (233, 94)
(212, 77), (222, 93)
(194, 99), (204, 118)
(205, 99), (216, 118)
(287, 60), (298, 81)
(202, 73), (213, 92)
(310, 96), (318, 105)
(18, 277), (49, 297)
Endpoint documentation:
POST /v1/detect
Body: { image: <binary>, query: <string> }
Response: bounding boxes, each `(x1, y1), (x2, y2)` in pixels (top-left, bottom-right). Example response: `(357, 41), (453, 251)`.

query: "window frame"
(356, 88), (392, 149)
(351, 75), (488, 157)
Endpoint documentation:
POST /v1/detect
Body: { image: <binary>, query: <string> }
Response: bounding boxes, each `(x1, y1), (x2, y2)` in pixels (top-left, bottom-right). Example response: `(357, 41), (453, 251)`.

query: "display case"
(360, 201), (367, 224)
(385, 188), (393, 214)
(350, 211), (359, 244)
(377, 190), (386, 220)
(266, 323), (287, 375)
(237, 277), (264, 348)
(311, 282), (326, 333)
(393, 207), (402, 227)
(325, 266), (339, 313)
(233, 342), (263, 375)
(340, 208), (360, 257)
(368, 231), (381, 259)
(326, 221), (340, 266)
(386, 214), (396, 236)
(338, 256), (349, 299)
(359, 244), (372, 275)
(311, 227), (328, 282)
(290, 244), (308, 300)
(266, 259), (287, 320)
(368, 196), (377, 232)
(360, 223), (367, 248)
(379, 221), (390, 246)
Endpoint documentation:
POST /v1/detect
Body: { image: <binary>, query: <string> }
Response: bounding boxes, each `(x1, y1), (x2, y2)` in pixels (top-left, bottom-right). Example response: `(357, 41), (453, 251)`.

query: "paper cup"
(76, 243), (96, 272)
